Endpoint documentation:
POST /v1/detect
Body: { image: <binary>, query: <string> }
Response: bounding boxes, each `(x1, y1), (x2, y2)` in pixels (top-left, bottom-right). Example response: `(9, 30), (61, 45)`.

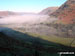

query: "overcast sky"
(0, 0), (67, 13)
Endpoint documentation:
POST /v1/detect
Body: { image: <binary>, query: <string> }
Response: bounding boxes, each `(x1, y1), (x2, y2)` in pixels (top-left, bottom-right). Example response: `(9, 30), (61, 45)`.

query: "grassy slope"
(28, 33), (75, 47)
(0, 27), (75, 56)
(0, 24), (75, 47)
(0, 28), (64, 56)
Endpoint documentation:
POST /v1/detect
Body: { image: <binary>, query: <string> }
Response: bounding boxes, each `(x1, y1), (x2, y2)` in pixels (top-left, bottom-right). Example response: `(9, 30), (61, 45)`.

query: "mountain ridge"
(51, 0), (75, 24)
(39, 7), (58, 15)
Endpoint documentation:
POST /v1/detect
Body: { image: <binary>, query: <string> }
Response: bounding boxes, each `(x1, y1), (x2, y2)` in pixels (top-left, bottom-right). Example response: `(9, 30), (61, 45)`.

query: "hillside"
(0, 11), (17, 18)
(51, 0), (75, 24)
(0, 28), (75, 56)
(39, 7), (58, 15)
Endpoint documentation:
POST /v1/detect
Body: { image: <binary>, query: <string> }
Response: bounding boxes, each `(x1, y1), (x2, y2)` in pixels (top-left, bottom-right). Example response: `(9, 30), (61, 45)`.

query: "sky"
(0, 0), (67, 13)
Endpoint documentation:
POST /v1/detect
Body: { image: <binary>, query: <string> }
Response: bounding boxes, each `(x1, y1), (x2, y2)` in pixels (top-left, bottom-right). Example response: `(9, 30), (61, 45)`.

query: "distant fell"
(39, 7), (58, 15)
(0, 11), (16, 16)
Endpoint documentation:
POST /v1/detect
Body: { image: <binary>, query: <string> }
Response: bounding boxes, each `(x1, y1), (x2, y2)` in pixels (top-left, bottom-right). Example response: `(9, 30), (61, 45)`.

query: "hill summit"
(51, 0), (75, 24)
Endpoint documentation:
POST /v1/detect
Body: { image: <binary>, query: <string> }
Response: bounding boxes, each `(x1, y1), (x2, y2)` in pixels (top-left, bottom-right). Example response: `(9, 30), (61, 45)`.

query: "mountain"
(39, 7), (58, 15)
(51, 0), (75, 24)
(0, 11), (17, 18)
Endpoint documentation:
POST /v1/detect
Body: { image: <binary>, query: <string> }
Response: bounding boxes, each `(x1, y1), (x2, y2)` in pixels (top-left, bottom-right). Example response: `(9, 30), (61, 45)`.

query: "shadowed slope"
(0, 27), (75, 56)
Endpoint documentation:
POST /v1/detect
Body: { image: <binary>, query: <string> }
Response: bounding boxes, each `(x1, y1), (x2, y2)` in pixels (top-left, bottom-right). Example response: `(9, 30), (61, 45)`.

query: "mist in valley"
(0, 14), (57, 24)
